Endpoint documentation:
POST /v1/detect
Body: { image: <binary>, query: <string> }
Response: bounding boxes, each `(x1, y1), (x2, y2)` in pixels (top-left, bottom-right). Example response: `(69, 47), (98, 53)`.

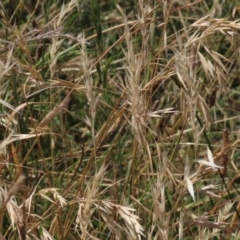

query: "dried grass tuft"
(0, 0), (239, 239)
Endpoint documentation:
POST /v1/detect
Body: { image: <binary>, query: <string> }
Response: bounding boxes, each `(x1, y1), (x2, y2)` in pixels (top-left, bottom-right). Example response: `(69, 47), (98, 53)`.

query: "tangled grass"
(0, 0), (240, 239)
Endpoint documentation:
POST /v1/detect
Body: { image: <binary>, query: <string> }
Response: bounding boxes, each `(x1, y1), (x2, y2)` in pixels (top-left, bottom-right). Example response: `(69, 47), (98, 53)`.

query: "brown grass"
(0, 0), (239, 239)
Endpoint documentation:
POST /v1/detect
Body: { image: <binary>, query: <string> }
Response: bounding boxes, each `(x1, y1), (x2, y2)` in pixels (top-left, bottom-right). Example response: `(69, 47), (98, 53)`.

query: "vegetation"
(0, 0), (240, 239)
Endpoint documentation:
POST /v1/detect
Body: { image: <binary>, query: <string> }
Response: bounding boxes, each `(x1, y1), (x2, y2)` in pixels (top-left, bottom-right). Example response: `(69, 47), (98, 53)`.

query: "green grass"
(0, 0), (240, 239)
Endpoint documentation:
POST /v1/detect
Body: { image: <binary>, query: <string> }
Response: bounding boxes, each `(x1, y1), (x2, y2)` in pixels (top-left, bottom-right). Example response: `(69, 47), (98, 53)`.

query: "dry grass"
(0, 0), (240, 239)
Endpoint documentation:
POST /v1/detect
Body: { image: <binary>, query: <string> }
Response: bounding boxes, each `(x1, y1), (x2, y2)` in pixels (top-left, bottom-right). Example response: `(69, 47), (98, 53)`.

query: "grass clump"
(0, 0), (240, 239)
